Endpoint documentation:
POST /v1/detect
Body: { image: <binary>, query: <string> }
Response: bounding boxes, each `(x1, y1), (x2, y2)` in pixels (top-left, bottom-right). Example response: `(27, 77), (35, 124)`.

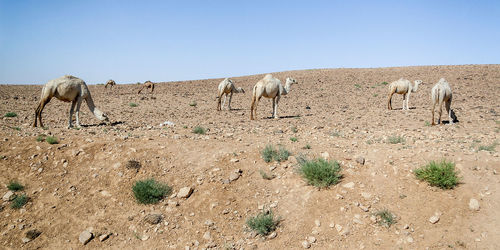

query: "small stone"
(203, 231), (211, 240)
(407, 236), (414, 243)
(307, 236), (317, 243)
(267, 232), (277, 239)
(141, 235), (149, 241)
(21, 237), (31, 243)
(99, 233), (110, 242)
(314, 219), (321, 227)
(356, 156), (365, 165)
(204, 220), (214, 226)
(342, 182), (355, 189)
(335, 224), (343, 232)
(230, 158), (239, 163)
(229, 172), (240, 182)
(2, 191), (15, 201)
(302, 240), (311, 248)
(329, 222), (335, 228)
(178, 187), (193, 198)
(100, 190), (111, 197)
(26, 229), (41, 240)
(79, 230), (93, 245)
(361, 192), (372, 199)
(320, 152), (330, 160)
(144, 214), (162, 224)
(429, 214), (440, 224)
(469, 198), (480, 211)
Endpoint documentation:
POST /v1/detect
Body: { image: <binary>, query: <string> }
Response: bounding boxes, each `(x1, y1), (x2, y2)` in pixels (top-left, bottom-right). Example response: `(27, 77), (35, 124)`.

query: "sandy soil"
(0, 65), (499, 249)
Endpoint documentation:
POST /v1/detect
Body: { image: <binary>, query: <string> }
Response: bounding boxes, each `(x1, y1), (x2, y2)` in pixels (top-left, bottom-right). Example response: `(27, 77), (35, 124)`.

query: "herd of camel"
(31, 73), (456, 129)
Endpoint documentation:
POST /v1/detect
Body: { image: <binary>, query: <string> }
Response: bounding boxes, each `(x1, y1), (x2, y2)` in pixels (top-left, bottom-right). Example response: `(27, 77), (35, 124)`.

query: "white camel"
(387, 78), (423, 110)
(250, 74), (298, 120)
(104, 79), (116, 89)
(138, 81), (154, 94)
(217, 78), (245, 111)
(33, 75), (109, 128)
(431, 78), (455, 125)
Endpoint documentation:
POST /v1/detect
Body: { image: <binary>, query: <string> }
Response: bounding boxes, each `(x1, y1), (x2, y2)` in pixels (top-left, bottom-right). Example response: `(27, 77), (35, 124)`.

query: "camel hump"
(63, 75), (78, 79)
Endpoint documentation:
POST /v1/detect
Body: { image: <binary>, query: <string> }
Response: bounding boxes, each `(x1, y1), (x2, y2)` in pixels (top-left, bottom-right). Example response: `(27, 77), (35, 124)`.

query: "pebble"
(99, 233), (111, 242)
(229, 172), (240, 182)
(203, 231), (211, 240)
(469, 198), (480, 211)
(178, 187), (193, 198)
(361, 192), (372, 199)
(144, 214), (162, 224)
(302, 240), (311, 248)
(429, 214), (440, 224)
(342, 182), (355, 189)
(356, 156), (365, 165)
(320, 152), (330, 159)
(307, 236), (317, 243)
(79, 230), (93, 245)
(2, 191), (15, 201)
(314, 219), (321, 227)
(267, 232), (277, 239)
(26, 229), (41, 240)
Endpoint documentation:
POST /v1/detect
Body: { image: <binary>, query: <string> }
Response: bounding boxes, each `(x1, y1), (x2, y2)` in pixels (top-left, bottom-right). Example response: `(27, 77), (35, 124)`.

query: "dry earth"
(0, 65), (499, 249)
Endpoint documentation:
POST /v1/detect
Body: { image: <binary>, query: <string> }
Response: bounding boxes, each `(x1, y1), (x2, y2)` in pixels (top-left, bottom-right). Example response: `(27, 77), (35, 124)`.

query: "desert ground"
(0, 65), (499, 249)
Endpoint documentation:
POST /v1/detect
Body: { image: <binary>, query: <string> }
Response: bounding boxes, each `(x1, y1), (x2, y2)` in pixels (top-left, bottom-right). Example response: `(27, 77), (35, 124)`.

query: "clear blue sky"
(1, 0), (499, 84)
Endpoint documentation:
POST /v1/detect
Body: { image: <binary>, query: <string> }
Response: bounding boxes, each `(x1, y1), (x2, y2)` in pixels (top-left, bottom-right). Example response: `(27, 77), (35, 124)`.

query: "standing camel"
(33, 75), (109, 128)
(431, 78), (455, 125)
(217, 78), (245, 111)
(138, 81), (154, 94)
(250, 74), (298, 120)
(104, 79), (116, 89)
(387, 78), (423, 110)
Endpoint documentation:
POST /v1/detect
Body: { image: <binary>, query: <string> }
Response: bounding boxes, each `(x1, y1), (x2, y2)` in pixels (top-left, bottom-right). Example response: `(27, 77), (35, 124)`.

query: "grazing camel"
(387, 78), (423, 110)
(431, 78), (455, 125)
(138, 81), (154, 94)
(217, 78), (245, 111)
(33, 75), (109, 128)
(104, 79), (116, 89)
(250, 74), (298, 120)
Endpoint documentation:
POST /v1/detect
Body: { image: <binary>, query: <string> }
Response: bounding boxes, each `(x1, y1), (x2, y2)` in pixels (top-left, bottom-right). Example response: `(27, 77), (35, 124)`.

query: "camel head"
(413, 80), (423, 92)
(237, 87), (245, 93)
(285, 77), (298, 86)
(94, 109), (109, 122)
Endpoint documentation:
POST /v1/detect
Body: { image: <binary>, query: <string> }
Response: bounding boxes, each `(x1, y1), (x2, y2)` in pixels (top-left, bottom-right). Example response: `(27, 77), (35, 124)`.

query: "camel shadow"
(391, 107), (417, 110)
(263, 115), (301, 119)
(81, 121), (124, 128)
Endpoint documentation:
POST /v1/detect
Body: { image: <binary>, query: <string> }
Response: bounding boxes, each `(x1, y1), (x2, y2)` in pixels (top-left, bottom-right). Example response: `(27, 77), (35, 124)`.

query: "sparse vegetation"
(478, 142), (497, 152)
(12, 127), (21, 131)
(45, 136), (58, 144)
(11, 194), (28, 209)
(192, 126), (206, 134)
(126, 160), (141, 171)
(291, 126), (298, 133)
(4, 112), (17, 117)
(7, 181), (24, 191)
(425, 121), (431, 126)
(414, 160), (460, 189)
(373, 94), (378, 97)
(261, 144), (290, 163)
(189, 101), (197, 107)
(381, 81), (389, 85)
(374, 209), (396, 227)
(290, 137), (298, 142)
(246, 210), (279, 236)
(298, 157), (342, 188)
(354, 84), (361, 89)
(129, 102), (138, 107)
(303, 144), (311, 149)
(387, 135), (405, 144)
(259, 170), (275, 180)
(330, 131), (342, 137)
(132, 179), (172, 204)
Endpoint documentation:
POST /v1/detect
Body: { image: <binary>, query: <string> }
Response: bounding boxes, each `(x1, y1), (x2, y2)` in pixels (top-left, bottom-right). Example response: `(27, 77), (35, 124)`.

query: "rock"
(230, 158), (239, 163)
(302, 240), (311, 248)
(21, 237), (31, 244)
(178, 187), (193, 199)
(203, 231), (211, 240)
(2, 191), (15, 201)
(407, 236), (414, 243)
(361, 192), (372, 199)
(469, 198), (480, 211)
(342, 182), (355, 189)
(320, 152), (330, 160)
(100, 190), (112, 197)
(99, 233), (111, 242)
(335, 224), (343, 232)
(356, 156), (365, 165)
(204, 219), (215, 226)
(144, 214), (162, 224)
(314, 219), (321, 227)
(79, 230), (93, 245)
(307, 236), (317, 243)
(229, 172), (240, 182)
(267, 232), (277, 239)
(429, 214), (440, 224)
(26, 229), (41, 240)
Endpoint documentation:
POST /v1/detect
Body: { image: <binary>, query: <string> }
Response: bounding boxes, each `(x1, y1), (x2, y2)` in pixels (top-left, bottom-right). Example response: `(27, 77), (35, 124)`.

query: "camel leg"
(33, 98), (51, 127)
(222, 94), (227, 110)
(274, 95), (280, 119)
(407, 92), (411, 110)
(68, 100), (76, 128)
(217, 92), (223, 111)
(250, 95), (257, 120)
(387, 92), (393, 110)
(445, 100), (453, 124)
(431, 102), (436, 126)
(438, 100), (443, 125)
(228, 92), (233, 110)
(271, 97), (276, 118)
(75, 97), (83, 127)
(138, 86), (144, 94)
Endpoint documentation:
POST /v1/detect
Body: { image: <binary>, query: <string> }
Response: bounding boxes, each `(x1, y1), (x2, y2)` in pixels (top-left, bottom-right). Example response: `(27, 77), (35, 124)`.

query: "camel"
(387, 78), (423, 110)
(431, 78), (455, 125)
(104, 79), (116, 89)
(217, 78), (245, 111)
(250, 74), (298, 120)
(138, 81), (154, 94)
(33, 75), (109, 128)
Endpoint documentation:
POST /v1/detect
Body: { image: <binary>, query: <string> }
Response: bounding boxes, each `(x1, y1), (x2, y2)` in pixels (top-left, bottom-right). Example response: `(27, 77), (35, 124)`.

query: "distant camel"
(217, 78), (245, 111)
(104, 79), (116, 89)
(387, 78), (423, 110)
(138, 81), (154, 94)
(33, 75), (109, 128)
(431, 78), (455, 125)
(250, 74), (298, 120)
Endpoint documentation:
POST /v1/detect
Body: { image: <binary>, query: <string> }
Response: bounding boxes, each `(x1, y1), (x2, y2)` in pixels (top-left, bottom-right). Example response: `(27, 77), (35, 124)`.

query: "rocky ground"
(0, 64), (499, 249)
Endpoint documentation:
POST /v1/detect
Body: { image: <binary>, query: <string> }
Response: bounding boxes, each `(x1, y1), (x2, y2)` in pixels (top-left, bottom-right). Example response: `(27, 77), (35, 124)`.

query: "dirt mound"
(1, 65), (499, 249)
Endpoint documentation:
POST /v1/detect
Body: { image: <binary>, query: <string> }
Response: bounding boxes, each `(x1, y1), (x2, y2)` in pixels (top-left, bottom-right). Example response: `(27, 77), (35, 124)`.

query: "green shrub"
(259, 170), (274, 180)
(12, 127), (21, 131)
(36, 135), (45, 142)
(4, 112), (17, 117)
(303, 144), (311, 149)
(387, 135), (405, 144)
(7, 181), (24, 191)
(478, 142), (497, 152)
(189, 101), (197, 107)
(276, 146), (290, 162)
(192, 126), (206, 134)
(132, 179), (172, 204)
(261, 145), (275, 163)
(290, 137), (298, 142)
(374, 209), (396, 227)
(354, 84), (361, 89)
(291, 126), (298, 133)
(246, 210), (279, 236)
(381, 81), (389, 85)
(11, 194), (28, 209)
(45, 136), (58, 144)
(299, 157), (342, 188)
(261, 145), (290, 163)
(129, 103), (138, 107)
(414, 160), (460, 189)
